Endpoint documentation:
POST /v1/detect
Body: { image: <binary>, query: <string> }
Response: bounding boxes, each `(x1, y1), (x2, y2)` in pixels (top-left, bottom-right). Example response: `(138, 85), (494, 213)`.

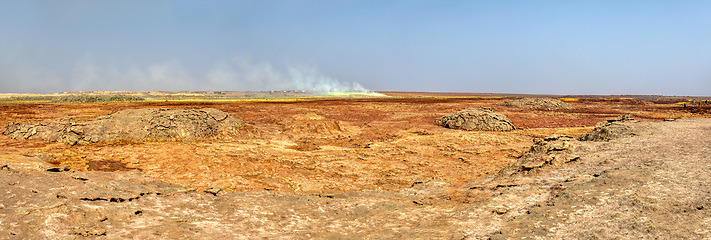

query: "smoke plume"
(205, 59), (368, 93)
(0, 56), (369, 94)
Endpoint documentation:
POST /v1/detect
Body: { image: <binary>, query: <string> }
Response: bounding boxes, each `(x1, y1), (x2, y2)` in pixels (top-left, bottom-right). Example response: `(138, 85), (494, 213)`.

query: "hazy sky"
(1, 1), (710, 95)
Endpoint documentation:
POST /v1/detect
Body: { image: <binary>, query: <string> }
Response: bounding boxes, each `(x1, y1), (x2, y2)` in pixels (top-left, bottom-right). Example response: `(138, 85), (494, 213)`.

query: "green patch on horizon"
(0, 95), (55, 102)
(0, 95), (144, 103)
(51, 95), (144, 103)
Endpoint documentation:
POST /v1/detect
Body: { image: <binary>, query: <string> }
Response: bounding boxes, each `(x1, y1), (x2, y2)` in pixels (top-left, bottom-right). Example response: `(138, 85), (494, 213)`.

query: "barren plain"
(0, 91), (710, 239)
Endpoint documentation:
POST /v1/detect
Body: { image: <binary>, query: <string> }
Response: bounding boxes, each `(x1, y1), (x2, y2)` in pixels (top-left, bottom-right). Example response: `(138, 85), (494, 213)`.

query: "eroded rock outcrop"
(497, 98), (573, 110)
(506, 134), (579, 174)
(435, 108), (515, 131)
(466, 134), (580, 192)
(578, 115), (637, 141)
(3, 108), (242, 145)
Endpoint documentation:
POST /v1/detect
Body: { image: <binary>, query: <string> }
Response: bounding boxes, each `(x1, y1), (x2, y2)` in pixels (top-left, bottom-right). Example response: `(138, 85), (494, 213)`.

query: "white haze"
(206, 59), (368, 93)
(0, 57), (369, 94)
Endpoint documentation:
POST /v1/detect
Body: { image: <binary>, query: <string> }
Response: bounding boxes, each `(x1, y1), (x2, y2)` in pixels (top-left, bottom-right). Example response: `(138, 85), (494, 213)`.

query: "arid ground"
(0, 92), (710, 239)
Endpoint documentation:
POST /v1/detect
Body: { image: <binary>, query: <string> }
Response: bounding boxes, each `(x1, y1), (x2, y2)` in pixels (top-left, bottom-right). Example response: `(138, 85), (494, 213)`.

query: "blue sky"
(1, 1), (709, 95)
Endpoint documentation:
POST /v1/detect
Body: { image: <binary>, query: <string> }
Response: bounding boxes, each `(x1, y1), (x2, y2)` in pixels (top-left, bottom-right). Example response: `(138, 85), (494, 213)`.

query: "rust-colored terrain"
(1, 92), (710, 238)
(1, 93), (706, 194)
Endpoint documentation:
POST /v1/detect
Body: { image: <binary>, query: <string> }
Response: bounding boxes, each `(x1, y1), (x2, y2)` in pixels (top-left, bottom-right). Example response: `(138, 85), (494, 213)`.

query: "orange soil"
(1, 95), (707, 194)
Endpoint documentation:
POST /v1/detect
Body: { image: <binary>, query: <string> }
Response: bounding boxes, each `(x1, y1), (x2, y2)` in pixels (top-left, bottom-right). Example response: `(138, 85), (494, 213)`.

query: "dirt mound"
(578, 115), (637, 141)
(435, 108), (515, 131)
(498, 98), (573, 110)
(3, 108), (242, 145)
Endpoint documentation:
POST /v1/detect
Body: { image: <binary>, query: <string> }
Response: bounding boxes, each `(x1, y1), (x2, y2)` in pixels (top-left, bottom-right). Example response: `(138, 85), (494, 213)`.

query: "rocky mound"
(435, 108), (515, 131)
(498, 98), (572, 110)
(3, 108), (242, 145)
(578, 115), (637, 141)
(510, 134), (579, 173)
(470, 134), (580, 190)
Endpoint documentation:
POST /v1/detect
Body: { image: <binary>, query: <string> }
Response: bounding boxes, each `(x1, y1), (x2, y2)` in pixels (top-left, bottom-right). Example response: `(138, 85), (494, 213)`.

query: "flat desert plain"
(0, 92), (709, 239)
